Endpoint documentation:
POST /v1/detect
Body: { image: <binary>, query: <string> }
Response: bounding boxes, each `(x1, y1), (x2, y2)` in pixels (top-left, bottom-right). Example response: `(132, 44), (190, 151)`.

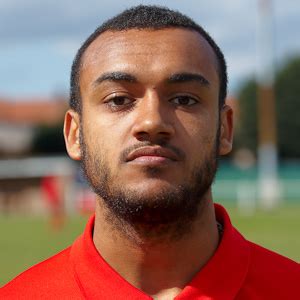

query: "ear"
(218, 104), (233, 156)
(63, 110), (81, 161)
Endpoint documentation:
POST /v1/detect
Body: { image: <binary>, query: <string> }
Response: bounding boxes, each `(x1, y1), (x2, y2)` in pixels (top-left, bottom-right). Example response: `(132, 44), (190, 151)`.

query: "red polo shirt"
(1, 204), (299, 299)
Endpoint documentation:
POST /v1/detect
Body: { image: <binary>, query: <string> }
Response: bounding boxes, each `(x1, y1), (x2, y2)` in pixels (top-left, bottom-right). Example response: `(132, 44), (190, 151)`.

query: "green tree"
(32, 123), (66, 155)
(236, 56), (300, 159)
(235, 78), (258, 153)
(276, 57), (300, 158)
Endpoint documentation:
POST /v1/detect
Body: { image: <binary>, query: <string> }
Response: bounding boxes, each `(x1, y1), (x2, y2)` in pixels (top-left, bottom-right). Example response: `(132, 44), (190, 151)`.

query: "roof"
(0, 96), (68, 125)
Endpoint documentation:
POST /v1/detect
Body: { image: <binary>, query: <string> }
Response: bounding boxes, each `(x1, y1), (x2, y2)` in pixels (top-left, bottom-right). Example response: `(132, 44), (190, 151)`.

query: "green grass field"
(1, 204), (299, 287)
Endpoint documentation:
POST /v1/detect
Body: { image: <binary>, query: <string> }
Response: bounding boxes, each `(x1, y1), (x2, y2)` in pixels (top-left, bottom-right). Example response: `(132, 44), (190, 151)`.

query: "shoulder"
(0, 247), (82, 299)
(249, 241), (300, 277)
(238, 240), (300, 298)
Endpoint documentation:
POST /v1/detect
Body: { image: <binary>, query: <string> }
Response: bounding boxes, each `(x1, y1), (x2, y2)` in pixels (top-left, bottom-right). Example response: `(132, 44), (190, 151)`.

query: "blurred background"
(1, 0), (299, 286)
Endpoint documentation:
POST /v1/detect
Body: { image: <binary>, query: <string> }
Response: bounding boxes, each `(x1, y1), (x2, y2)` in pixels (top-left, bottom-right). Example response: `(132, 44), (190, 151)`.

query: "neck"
(93, 192), (220, 299)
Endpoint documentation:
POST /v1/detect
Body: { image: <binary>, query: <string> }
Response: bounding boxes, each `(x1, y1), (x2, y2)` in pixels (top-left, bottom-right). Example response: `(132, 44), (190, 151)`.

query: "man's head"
(69, 5), (228, 114)
(64, 5), (233, 240)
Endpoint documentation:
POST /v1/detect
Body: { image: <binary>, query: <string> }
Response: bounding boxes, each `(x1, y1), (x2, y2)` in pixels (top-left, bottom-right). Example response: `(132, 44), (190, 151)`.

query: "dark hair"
(70, 5), (227, 113)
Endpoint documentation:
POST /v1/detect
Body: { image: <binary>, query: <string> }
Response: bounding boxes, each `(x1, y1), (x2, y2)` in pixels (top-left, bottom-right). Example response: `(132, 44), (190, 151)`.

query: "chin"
(126, 178), (180, 197)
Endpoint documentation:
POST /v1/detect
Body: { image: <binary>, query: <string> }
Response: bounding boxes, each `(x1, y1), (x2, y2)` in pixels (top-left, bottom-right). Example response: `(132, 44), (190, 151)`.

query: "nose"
(131, 91), (175, 142)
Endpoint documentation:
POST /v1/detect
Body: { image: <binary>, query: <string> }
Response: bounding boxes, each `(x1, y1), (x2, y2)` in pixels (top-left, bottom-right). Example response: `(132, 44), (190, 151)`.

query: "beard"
(80, 131), (219, 241)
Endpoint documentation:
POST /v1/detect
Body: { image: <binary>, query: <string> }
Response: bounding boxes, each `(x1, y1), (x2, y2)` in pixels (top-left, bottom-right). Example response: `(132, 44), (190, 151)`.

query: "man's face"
(65, 28), (232, 230)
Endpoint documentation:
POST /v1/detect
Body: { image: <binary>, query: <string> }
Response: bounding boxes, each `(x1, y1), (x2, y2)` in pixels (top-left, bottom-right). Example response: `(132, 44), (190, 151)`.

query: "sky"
(0, 0), (299, 100)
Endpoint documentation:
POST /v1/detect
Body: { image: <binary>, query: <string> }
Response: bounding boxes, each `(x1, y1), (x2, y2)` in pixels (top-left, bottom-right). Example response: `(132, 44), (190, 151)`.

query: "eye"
(107, 96), (133, 107)
(170, 96), (198, 106)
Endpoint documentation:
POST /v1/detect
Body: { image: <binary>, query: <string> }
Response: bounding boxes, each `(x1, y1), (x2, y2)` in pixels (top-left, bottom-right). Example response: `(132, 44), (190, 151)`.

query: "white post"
(256, 0), (281, 209)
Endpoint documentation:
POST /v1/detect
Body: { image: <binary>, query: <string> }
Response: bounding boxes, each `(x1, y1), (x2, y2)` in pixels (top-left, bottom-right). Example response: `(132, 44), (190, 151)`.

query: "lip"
(126, 146), (180, 163)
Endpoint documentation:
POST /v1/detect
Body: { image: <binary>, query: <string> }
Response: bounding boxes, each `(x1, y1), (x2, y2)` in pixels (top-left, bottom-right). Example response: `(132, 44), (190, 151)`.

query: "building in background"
(0, 96), (67, 157)
(0, 96), (79, 218)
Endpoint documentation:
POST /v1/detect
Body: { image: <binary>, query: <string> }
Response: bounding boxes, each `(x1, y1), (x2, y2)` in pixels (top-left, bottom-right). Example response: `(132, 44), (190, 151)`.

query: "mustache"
(120, 141), (186, 163)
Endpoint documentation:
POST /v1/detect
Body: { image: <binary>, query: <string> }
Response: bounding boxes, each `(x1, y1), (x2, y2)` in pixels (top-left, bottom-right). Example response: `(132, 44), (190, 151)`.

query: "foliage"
(234, 78), (258, 153)
(236, 56), (300, 158)
(32, 123), (66, 154)
(276, 58), (300, 158)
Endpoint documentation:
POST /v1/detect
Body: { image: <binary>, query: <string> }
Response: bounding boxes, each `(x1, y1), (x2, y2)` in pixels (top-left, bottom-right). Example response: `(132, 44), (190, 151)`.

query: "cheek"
(84, 119), (123, 165)
(177, 114), (218, 159)
(177, 112), (217, 142)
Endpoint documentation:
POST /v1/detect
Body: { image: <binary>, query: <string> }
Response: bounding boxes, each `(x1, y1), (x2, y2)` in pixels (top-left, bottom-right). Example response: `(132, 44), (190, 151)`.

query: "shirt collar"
(175, 204), (250, 299)
(70, 204), (250, 299)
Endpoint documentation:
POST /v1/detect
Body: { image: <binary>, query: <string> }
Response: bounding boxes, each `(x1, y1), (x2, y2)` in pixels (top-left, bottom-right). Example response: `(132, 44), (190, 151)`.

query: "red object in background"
(41, 175), (64, 230)
(77, 189), (96, 215)
(41, 176), (60, 208)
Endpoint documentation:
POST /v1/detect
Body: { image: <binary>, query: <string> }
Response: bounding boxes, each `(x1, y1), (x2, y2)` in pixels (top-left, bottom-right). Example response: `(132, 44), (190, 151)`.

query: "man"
(1, 5), (299, 299)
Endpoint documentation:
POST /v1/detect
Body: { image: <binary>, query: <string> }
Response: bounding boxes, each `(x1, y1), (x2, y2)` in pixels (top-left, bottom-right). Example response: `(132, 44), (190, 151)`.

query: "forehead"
(80, 28), (219, 89)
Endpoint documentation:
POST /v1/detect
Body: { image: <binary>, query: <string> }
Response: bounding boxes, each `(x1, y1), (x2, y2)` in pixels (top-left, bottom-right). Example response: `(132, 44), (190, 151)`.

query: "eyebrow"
(92, 71), (210, 88)
(167, 73), (210, 86)
(93, 72), (137, 87)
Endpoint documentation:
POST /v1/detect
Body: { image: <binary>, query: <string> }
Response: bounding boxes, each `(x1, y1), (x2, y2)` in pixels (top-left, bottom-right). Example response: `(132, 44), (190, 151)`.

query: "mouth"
(126, 146), (180, 165)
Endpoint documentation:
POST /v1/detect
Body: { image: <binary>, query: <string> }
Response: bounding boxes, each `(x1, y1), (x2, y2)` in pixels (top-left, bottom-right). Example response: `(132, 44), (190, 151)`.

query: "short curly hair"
(70, 5), (227, 113)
